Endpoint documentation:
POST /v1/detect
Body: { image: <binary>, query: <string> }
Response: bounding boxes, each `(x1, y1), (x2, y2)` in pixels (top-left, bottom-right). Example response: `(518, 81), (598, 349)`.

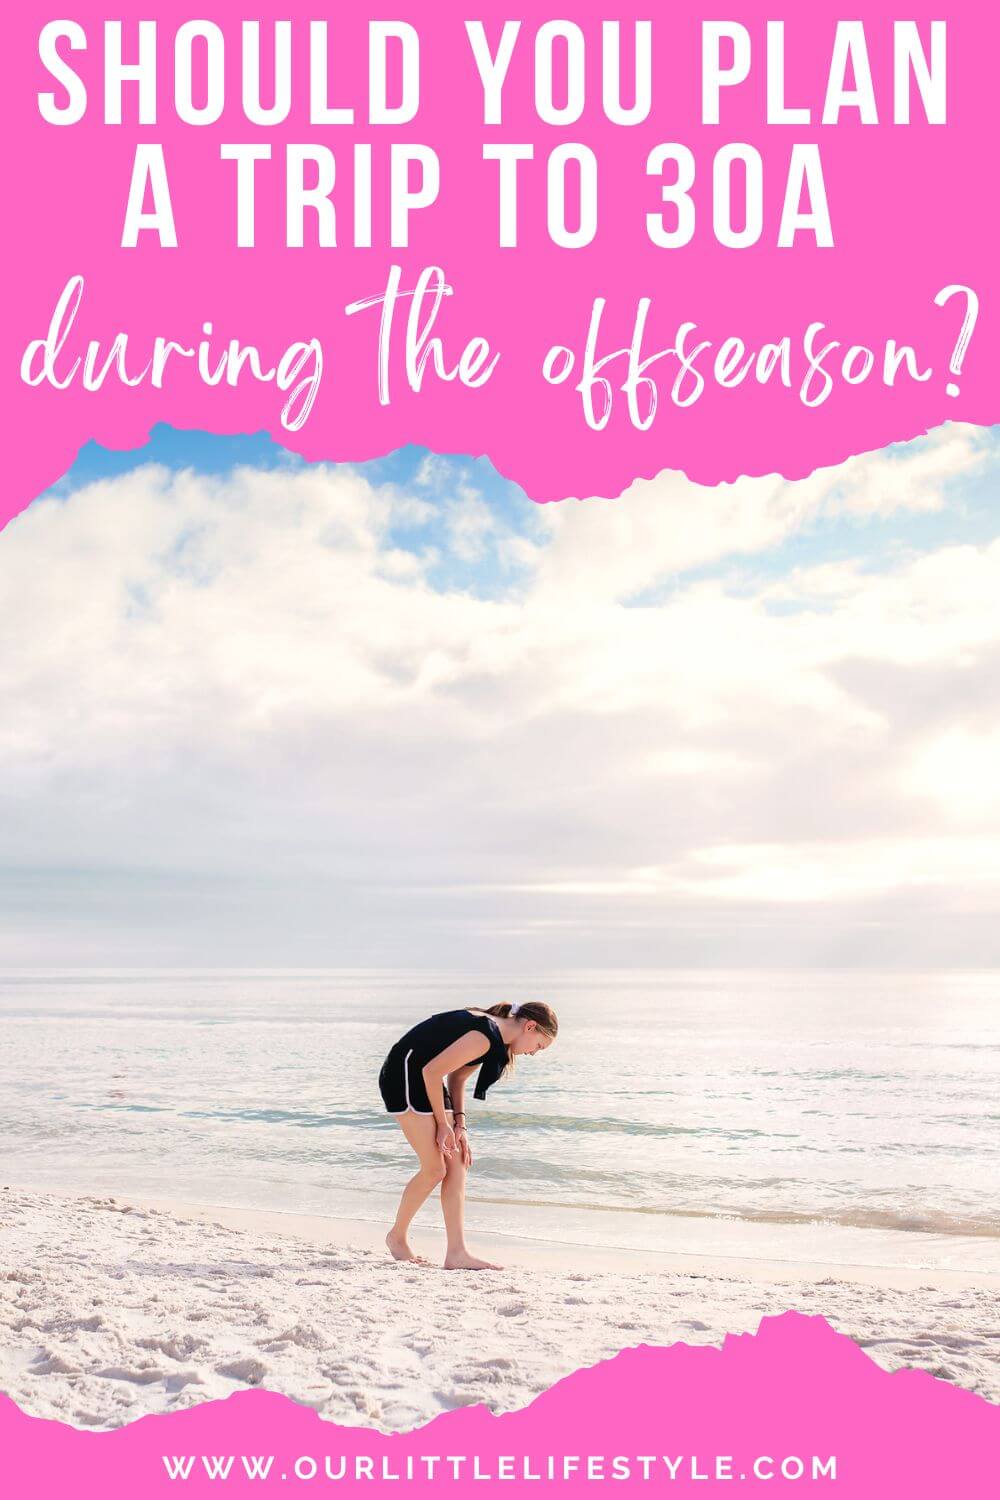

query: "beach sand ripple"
(2, 1187), (997, 1430)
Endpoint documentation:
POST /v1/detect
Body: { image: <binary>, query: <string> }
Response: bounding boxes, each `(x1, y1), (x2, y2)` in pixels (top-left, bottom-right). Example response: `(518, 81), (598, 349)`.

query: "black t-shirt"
(386, 1010), (509, 1099)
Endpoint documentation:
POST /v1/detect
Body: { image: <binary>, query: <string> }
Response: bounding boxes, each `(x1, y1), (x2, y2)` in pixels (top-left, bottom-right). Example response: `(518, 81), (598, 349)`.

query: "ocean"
(3, 969), (998, 1273)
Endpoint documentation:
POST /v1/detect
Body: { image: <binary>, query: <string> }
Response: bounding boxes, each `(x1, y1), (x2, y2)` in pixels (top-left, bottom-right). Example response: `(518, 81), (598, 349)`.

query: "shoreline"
(140, 1194), (1000, 1292)
(8, 1179), (1000, 1292)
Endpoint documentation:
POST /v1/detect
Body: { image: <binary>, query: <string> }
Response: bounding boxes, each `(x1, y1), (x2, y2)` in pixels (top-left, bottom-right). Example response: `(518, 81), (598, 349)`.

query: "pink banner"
(2, 1317), (997, 1499)
(1, 1), (997, 519)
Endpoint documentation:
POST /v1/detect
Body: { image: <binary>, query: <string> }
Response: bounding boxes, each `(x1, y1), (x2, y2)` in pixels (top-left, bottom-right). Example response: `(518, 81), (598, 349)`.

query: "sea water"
(2, 969), (998, 1273)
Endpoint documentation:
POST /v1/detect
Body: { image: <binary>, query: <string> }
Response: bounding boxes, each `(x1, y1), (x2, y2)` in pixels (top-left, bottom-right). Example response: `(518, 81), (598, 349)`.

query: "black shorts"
(379, 1046), (453, 1115)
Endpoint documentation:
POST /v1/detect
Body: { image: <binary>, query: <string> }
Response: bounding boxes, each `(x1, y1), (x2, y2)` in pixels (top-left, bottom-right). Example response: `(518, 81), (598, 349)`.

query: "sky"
(2, 422), (999, 969)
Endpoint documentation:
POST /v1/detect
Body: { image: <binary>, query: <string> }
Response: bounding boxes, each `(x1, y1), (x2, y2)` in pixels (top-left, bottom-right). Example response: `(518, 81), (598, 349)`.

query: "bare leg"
(386, 1112), (446, 1264)
(441, 1148), (502, 1271)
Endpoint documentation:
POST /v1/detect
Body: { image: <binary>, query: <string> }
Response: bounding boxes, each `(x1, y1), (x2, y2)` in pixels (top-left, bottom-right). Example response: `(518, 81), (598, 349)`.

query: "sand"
(2, 1185), (998, 1431)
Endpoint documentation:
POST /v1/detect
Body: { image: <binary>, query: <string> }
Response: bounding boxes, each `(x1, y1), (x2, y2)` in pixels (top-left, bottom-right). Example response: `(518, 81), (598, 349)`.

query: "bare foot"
(385, 1229), (429, 1264)
(443, 1249), (503, 1271)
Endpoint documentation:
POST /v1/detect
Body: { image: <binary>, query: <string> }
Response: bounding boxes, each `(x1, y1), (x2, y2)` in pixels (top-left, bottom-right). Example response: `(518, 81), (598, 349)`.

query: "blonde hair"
(473, 1001), (558, 1076)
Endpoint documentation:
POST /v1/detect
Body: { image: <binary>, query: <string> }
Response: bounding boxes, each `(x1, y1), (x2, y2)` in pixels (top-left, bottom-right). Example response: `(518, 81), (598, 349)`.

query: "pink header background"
(0, 0), (997, 519)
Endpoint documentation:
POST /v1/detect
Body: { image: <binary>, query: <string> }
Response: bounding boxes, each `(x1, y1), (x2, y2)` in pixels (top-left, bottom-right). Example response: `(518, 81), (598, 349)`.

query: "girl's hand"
(456, 1125), (473, 1168)
(436, 1122), (457, 1158)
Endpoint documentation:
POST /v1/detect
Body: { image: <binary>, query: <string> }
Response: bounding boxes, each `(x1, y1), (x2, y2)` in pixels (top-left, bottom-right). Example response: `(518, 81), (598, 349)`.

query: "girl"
(378, 1001), (559, 1270)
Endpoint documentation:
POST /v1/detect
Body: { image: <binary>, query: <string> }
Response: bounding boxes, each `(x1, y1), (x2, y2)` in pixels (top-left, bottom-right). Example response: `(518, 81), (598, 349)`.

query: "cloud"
(1, 425), (999, 965)
(531, 423), (990, 604)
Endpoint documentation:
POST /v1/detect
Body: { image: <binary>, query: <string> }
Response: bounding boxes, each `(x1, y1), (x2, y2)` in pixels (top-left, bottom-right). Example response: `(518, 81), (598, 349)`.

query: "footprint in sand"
(215, 1357), (269, 1385)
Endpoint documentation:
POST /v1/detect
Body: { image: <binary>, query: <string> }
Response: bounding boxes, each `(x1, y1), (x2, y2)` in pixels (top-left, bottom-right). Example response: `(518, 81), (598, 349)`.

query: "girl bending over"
(378, 1001), (558, 1269)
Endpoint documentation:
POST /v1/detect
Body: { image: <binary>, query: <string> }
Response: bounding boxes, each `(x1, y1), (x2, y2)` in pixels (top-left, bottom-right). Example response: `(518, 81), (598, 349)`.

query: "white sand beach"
(2, 1185), (998, 1431)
